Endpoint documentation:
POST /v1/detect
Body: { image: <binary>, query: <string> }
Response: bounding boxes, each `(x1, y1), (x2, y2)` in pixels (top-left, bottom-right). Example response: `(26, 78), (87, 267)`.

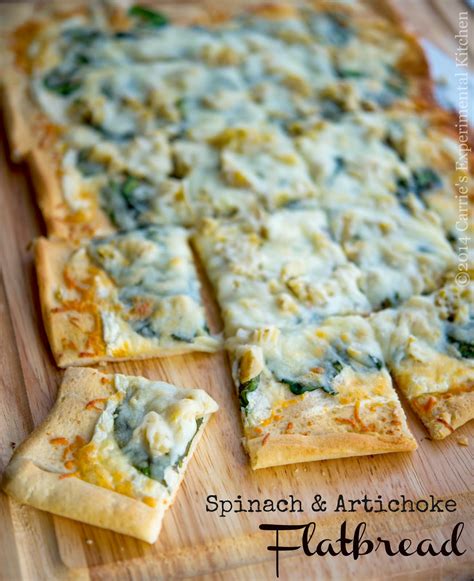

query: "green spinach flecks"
(367, 355), (383, 370)
(113, 400), (202, 486)
(171, 332), (195, 343)
(129, 5), (169, 28)
(447, 334), (474, 359)
(131, 318), (158, 339)
(279, 377), (337, 396)
(43, 67), (81, 96)
(239, 374), (261, 408)
(394, 168), (441, 204)
(100, 176), (155, 230)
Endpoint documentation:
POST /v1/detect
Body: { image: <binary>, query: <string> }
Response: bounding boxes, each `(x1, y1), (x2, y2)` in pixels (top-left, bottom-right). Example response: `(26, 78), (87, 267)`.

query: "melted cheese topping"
(195, 209), (371, 334)
(60, 225), (219, 356)
(329, 205), (456, 309)
(375, 281), (474, 398)
(75, 374), (218, 502)
(229, 316), (398, 427)
(22, 3), (452, 238)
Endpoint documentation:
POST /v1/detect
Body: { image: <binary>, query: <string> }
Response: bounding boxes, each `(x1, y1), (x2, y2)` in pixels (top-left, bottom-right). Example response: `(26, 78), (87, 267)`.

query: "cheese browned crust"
(228, 318), (417, 469)
(1, 0), (472, 472)
(1, 0), (437, 241)
(371, 281), (474, 439)
(2, 367), (218, 543)
(36, 227), (220, 367)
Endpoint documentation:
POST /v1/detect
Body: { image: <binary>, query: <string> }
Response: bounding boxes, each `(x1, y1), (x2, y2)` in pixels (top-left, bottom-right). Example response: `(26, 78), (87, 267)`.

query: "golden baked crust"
(246, 430), (416, 470)
(229, 319), (417, 469)
(392, 359), (474, 440)
(1, 0), (436, 241)
(371, 282), (474, 440)
(2, 367), (216, 543)
(244, 398), (417, 469)
(35, 233), (220, 367)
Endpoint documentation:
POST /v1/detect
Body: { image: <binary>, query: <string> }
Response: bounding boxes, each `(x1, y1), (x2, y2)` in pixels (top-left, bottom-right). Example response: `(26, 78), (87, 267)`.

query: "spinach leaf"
(100, 176), (154, 230)
(412, 168), (441, 194)
(331, 360), (343, 374)
(129, 5), (169, 28)
(448, 338), (474, 359)
(380, 292), (401, 309)
(177, 417), (203, 468)
(457, 341), (474, 359)
(137, 465), (151, 477)
(336, 68), (365, 79)
(43, 68), (81, 96)
(62, 27), (103, 44)
(368, 355), (383, 370)
(394, 168), (441, 203)
(113, 403), (134, 448)
(171, 332), (194, 343)
(394, 176), (411, 201)
(132, 318), (158, 339)
(280, 378), (337, 396)
(333, 156), (346, 178)
(239, 374), (260, 408)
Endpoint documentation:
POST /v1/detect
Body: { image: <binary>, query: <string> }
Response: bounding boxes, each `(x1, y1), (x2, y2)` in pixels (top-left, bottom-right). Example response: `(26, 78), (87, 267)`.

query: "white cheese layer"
(79, 374), (218, 501)
(195, 209), (371, 334)
(229, 317), (398, 428)
(372, 281), (474, 399)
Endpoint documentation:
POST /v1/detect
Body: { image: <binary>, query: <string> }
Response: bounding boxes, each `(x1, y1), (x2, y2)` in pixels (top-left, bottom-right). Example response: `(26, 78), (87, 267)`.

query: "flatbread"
(36, 226), (220, 367)
(2, 367), (218, 543)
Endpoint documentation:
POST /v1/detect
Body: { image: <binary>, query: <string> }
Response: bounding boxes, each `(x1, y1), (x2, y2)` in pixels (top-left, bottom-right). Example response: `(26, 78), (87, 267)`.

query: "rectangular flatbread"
(372, 280), (474, 439)
(2, 0), (433, 241)
(2, 367), (218, 543)
(228, 317), (417, 469)
(36, 225), (220, 367)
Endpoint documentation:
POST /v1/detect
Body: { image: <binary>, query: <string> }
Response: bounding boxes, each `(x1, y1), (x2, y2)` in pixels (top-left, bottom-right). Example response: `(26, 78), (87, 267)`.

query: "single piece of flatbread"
(371, 280), (474, 439)
(2, 367), (218, 543)
(227, 317), (417, 469)
(36, 225), (221, 367)
(193, 207), (371, 335)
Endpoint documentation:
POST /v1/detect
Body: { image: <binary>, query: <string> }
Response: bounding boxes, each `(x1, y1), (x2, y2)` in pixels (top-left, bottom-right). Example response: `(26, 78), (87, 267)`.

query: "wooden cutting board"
(0, 2), (472, 579)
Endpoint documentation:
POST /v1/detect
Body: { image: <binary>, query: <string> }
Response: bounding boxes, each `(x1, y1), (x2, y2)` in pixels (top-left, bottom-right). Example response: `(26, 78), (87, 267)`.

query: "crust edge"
(245, 431), (418, 470)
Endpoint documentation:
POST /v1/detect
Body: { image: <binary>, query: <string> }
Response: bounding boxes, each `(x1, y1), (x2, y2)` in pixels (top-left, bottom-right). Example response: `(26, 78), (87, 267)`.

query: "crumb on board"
(85, 539), (94, 545)
(457, 436), (469, 447)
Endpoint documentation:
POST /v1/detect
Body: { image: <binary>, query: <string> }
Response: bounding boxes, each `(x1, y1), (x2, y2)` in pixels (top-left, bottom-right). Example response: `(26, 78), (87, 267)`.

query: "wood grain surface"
(0, 1), (473, 580)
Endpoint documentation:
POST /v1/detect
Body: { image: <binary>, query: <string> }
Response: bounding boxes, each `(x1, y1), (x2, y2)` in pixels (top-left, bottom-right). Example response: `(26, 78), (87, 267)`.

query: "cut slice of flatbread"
(227, 316), (417, 469)
(371, 280), (474, 439)
(2, 367), (218, 543)
(328, 203), (456, 310)
(36, 225), (221, 367)
(194, 208), (371, 335)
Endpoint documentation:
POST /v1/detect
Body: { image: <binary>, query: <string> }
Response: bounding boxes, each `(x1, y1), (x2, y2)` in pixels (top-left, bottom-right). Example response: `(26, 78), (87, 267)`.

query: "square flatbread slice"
(227, 317), (417, 469)
(194, 208), (370, 335)
(371, 280), (474, 439)
(36, 224), (221, 367)
(2, 367), (218, 543)
(328, 204), (456, 309)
